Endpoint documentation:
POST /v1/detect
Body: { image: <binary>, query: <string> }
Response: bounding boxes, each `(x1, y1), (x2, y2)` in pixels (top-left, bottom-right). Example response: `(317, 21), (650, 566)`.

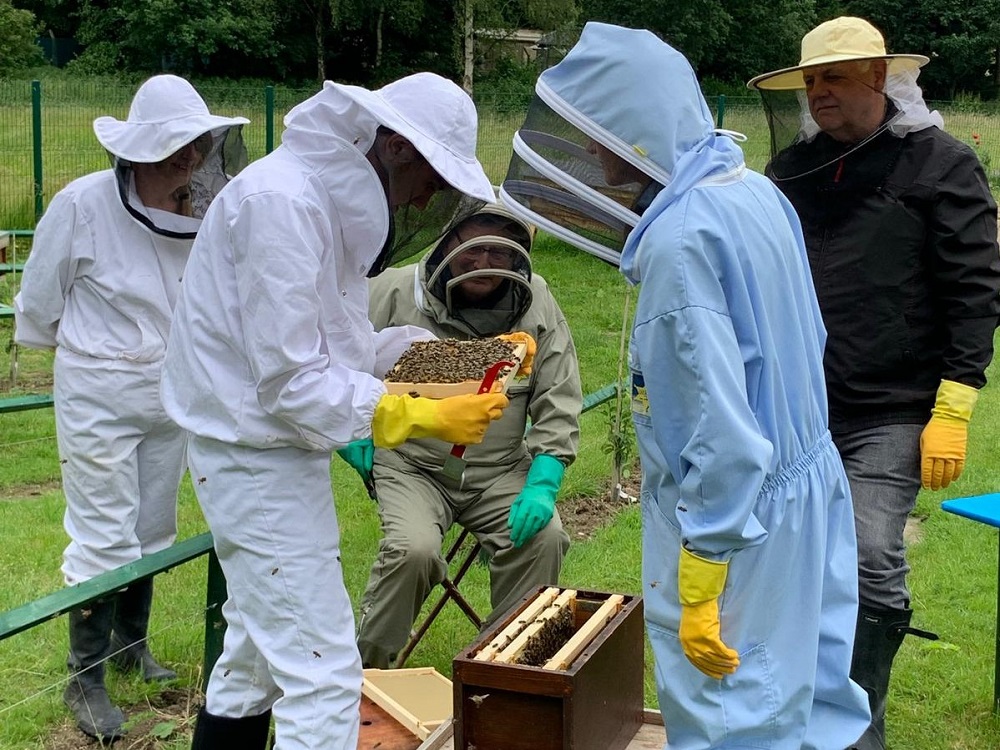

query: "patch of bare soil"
(44, 688), (200, 750)
(560, 472), (641, 541)
(0, 368), (54, 393)
(558, 474), (929, 546)
(905, 513), (927, 545)
(0, 478), (61, 500)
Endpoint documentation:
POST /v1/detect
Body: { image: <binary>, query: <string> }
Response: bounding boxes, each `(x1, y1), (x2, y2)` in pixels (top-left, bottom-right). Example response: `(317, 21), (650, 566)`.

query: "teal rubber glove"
(508, 454), (565, 548)
(336, 439), (374, 485)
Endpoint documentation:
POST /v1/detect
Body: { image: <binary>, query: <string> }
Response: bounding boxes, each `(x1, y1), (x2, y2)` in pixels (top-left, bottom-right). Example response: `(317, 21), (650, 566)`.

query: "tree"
(700, 0), (818, 87)
(579, 0), (732, 70)
(520, 0), (578, 31)
(357, 0), (459, 84)
(0, 0), (44, 75)
(846, 0), (1000, 99)
(459, 0), (578, 93)
(13, 0), (82, 39)
(71, 0), (284, 77)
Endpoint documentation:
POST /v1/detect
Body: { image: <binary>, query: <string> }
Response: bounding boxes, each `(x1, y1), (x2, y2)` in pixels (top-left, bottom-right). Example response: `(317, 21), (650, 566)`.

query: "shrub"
(0, 1), (44, 76)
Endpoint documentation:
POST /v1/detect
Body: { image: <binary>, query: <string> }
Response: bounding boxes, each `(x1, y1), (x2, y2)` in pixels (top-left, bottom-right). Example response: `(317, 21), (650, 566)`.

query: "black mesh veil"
(500, 93), (652, 266)
(110, 124), (248, 239)
(368, 192), (486, 277)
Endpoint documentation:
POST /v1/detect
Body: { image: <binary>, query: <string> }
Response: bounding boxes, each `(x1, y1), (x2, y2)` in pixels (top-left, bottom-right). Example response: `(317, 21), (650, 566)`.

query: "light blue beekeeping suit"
(538, 23), (871, 749)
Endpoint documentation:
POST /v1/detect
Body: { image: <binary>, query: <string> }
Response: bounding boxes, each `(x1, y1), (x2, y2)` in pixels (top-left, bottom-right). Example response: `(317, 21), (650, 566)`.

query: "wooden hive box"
(452, 586), (644, 750)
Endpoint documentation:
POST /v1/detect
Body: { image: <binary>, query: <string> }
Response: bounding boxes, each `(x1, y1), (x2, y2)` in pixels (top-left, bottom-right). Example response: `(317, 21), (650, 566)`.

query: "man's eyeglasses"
(457, 245), (515, 264)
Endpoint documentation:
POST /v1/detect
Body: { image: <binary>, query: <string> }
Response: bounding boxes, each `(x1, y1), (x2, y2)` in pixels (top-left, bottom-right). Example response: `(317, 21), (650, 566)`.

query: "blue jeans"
(832, 423), (923, 611)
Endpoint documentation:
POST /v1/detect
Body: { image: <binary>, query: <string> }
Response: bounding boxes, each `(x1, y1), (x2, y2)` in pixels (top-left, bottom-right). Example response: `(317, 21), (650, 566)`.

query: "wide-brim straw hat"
(327, 72), (495, 204)
(747, 16), (928, 91)
(93, 74), (248, 163)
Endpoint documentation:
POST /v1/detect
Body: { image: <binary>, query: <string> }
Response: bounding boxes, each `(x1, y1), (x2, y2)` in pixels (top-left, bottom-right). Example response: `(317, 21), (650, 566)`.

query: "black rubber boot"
(110, 578), (177, 682)
(64, 600), (127, 741)
(190, 706), (272, 750)
(848, 606), (938, 750)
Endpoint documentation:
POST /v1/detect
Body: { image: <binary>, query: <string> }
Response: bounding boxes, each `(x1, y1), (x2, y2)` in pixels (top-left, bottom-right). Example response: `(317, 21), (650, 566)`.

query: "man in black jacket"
(750, 16), (1000, 750)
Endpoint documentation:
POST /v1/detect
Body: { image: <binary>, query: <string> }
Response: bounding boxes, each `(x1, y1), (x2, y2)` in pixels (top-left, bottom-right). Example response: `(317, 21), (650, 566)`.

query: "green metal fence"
(5, 79), (695, 229)
(4, 79), (1000, 231)
(0, 533), (226, 693)
(0, 79), (319, 228)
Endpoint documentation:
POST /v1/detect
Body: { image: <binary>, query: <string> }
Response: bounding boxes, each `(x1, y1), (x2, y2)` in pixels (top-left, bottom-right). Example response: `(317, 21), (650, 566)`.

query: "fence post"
(265, 85), (275, 155)
(202, 548), (227, 691)
(32, 81), (43, 221)
(716, 94), (726, 129)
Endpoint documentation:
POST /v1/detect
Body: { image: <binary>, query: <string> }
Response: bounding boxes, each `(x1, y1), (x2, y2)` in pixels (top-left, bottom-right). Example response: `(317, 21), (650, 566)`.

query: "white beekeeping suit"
(161, 73), (506, 750)
(13, 74), (247, 742)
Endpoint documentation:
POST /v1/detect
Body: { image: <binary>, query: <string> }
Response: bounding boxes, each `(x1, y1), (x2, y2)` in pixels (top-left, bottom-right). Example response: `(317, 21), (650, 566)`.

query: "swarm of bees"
(386, 338), (517, 384)
(514, 604), (575, 667)
(473, 588), (626, 671)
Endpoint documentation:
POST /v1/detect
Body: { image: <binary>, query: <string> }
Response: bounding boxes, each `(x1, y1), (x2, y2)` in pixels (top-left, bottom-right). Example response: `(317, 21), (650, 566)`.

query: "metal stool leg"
(396, 529), (483, 668)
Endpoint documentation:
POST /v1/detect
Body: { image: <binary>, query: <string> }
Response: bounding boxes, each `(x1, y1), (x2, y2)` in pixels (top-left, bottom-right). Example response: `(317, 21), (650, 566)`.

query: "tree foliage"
(699, 0), (817, 87)
(14, 0), (78, 37)
(845, 0), (1000, 99)
(518, 0), (579, 31)
(69, 0), (284, 77)
(8, 0), (1000, 99)
(579, 0), (731, 70)
(0, 0), (44, 75)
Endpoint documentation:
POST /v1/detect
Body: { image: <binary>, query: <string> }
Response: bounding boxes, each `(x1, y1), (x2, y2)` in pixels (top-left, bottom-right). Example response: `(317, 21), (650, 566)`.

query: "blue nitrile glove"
(336, 439), (374, 485)
(508, 454), (565, 548)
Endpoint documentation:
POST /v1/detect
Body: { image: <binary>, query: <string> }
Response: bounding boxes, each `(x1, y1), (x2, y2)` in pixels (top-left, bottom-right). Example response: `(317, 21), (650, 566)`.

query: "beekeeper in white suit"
(160, 72), (512, 749)
(14, 74), (248, 741)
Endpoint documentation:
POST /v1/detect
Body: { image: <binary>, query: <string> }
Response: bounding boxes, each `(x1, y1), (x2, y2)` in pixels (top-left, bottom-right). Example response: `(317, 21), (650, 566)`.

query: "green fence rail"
(0, 381), (624, 697)
(0, 533), (226, 692)
(0, 393), (53, 412)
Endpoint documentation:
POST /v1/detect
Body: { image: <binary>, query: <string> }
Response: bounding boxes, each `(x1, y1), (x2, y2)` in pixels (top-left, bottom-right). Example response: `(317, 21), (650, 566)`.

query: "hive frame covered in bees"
(384, 338), (527, 399)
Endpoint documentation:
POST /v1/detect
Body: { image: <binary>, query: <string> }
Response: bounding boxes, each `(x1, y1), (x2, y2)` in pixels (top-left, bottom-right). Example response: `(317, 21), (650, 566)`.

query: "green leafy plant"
(603, 283), (636, 499)
(601, 400), (636, 483)
(0, 0), (44, 76)
(151, 720), (180, 739)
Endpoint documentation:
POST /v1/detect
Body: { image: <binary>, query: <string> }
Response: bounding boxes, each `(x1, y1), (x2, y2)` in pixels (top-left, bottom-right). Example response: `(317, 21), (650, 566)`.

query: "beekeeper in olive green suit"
(348, 203), (581, 668)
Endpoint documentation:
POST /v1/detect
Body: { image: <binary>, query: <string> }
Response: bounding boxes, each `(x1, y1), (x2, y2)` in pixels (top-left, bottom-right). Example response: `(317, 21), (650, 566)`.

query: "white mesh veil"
(794, 68), (943, 144)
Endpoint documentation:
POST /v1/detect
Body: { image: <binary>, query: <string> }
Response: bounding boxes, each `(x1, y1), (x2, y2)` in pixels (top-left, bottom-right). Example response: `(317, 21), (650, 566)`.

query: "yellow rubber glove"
(371, 392), (508, 449)
(678, 547), (740, 679)
(920, 379), (979, 490)
(497, 332), (536, 376)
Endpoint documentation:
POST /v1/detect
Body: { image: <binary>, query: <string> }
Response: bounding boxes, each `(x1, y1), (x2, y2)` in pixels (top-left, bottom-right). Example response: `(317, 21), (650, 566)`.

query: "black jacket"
(770, 122), (1000, 433)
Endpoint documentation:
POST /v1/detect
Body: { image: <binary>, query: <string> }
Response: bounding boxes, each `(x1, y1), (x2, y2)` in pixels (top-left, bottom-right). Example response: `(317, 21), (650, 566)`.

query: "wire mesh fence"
(0, 79), (319, 229)
(3, 79), (1000, 230)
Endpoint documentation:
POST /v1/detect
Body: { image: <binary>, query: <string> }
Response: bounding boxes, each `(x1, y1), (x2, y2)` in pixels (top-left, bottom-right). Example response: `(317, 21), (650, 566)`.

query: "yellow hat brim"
(747, 53), (929, 91)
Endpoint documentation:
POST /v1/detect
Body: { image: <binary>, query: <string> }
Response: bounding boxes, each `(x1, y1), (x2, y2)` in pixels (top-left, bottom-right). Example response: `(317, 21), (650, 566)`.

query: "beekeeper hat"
(747, 16), (928, 91)
(327, 72), (495, 204)
(93, 74), (249, 163)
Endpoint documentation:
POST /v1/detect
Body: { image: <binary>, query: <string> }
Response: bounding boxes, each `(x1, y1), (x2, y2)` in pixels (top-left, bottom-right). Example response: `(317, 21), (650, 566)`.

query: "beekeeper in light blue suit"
(501, 22), (871, 750)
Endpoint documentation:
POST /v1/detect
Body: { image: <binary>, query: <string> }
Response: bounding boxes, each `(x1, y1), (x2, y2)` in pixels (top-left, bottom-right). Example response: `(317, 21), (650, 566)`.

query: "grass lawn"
(2, 233), (1000, 748)
(2, 87), (1000, 746)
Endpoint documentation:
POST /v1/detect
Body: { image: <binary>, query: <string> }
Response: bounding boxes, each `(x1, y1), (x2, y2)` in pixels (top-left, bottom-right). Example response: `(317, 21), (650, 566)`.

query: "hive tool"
(441, 357), (516, 488)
